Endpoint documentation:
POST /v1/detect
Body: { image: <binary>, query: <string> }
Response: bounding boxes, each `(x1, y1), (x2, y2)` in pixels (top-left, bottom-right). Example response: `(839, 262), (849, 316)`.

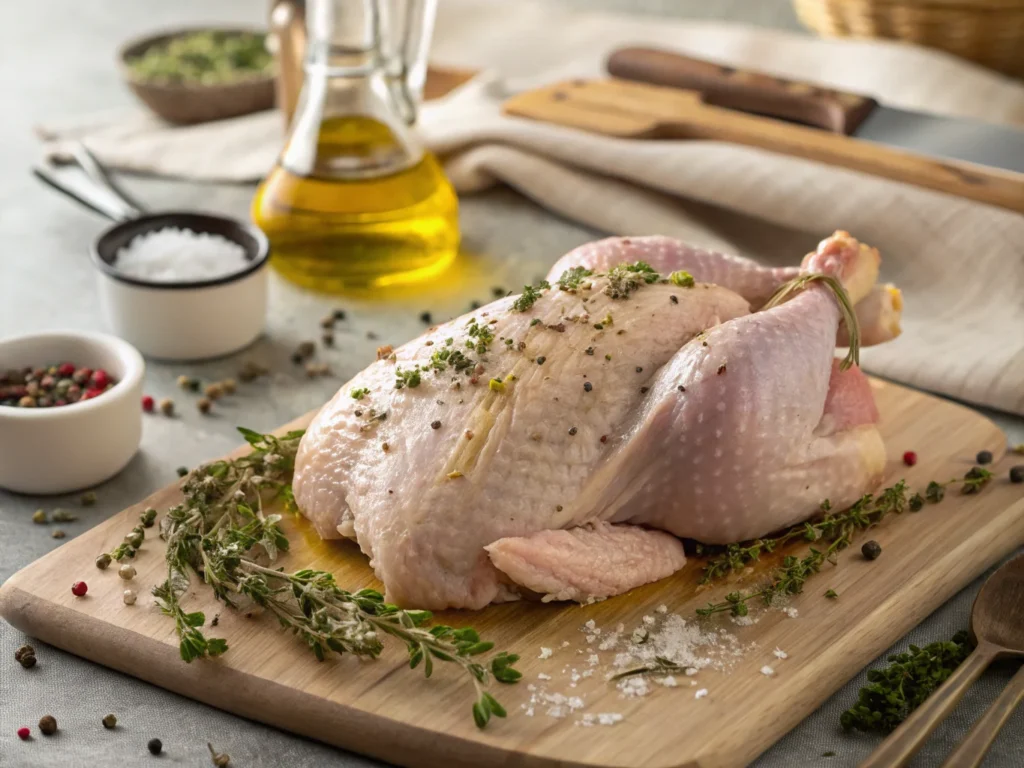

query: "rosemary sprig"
(148, 427), (520, 729)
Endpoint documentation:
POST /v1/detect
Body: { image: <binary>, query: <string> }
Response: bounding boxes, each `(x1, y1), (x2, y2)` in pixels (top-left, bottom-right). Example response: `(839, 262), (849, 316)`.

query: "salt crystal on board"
(695, 688), (709, 699)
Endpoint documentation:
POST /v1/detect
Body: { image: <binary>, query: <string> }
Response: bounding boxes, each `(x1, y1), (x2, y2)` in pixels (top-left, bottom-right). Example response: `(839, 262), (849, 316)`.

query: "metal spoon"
(860, 554), (1024, 768)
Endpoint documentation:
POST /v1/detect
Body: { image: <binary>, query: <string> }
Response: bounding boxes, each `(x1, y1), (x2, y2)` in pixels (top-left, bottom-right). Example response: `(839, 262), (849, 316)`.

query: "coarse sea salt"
(114, 227), (248, 283)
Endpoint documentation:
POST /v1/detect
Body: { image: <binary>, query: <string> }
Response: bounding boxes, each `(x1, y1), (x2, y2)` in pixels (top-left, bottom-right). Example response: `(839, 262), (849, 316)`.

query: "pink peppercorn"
(71, 581), (88, 597)
(141, 395), (154, 412)
(903, 451), (917, 467)
(58, 362), (76, 377)
(91, 369), (110, 389)
(17, 727), (30, 740)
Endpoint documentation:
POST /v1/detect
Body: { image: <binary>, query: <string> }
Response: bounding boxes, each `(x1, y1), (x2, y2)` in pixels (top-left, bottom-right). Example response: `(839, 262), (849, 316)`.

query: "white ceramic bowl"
(92, 212), (269, 361)
(0, 331), (145, 495)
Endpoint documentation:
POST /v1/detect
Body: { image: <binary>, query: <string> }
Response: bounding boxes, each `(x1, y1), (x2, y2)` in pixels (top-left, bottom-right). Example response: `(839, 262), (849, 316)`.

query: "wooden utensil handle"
(607, 47), (878, 135)
(653, 99), (1024, 215)
(860, 644), (999, 768)
(940, 661), (1024, 768)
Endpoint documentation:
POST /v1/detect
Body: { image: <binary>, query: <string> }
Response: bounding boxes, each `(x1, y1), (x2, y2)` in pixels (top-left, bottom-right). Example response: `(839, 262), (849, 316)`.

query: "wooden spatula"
(502, 79), (1024, 214)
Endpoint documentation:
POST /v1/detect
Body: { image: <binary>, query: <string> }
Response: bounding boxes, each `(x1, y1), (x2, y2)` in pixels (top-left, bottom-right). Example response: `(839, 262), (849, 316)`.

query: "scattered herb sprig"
(147, 427), (520, 728)
(694, 468), (994, 618)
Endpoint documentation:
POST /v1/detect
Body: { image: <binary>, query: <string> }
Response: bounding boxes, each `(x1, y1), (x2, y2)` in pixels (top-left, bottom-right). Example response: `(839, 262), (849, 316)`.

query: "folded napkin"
(36, 0), (1024, 416)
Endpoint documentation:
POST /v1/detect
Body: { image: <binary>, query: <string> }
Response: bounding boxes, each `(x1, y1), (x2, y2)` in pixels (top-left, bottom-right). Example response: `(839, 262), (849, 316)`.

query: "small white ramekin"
(0, 331), (145, 495)
(92, 212), (270, 361)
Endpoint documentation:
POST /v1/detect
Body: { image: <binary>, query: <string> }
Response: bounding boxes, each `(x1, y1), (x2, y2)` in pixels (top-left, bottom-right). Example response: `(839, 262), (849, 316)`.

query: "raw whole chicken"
(293, 232), (903, 609)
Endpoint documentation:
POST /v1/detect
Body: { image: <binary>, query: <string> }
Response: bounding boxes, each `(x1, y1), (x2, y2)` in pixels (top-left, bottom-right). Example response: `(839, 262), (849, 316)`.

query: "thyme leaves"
(151, 427), (520, 728)
(556, 266), (593, 292)
(841, 631), (972, 734)
(694, 469), (995, 619)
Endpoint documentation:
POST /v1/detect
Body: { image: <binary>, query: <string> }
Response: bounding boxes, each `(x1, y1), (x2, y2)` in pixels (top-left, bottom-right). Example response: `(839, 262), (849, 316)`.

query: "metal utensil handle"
(859, 644), (999, 768)
(940, 661), (1024, 768)
(33, 164), (138, 223)
(70, 143), (147, 217)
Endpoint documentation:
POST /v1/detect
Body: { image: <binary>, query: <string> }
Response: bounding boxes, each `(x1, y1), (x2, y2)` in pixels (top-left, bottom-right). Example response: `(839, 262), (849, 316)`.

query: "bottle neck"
(280, 0), (425, 180)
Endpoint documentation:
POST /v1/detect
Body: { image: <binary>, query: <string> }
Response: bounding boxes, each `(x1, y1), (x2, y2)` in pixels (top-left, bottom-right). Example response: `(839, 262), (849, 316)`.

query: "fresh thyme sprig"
(610, 656), (688, 681)
(148, 427), (520, 729)
(698, 481), (908, 587)
(694, 468), (995, 618)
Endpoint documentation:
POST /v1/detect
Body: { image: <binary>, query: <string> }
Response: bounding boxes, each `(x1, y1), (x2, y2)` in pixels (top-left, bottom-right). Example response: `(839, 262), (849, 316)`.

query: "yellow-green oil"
(252, 116), (459, 292)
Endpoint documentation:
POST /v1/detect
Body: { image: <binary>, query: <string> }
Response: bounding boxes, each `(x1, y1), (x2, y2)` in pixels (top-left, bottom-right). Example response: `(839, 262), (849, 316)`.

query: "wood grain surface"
(1, 379), (1022, 768)
(502, 79), (1024, 215)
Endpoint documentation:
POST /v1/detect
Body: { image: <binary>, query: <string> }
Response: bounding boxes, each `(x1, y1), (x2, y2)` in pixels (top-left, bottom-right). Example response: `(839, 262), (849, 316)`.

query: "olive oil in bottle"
(253, 0), (458, 292)
(252, 117), (458, 291)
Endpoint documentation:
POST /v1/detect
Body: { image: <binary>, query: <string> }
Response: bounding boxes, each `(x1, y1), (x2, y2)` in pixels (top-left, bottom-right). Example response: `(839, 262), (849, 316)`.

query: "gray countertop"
(1, 1), (1021, 767)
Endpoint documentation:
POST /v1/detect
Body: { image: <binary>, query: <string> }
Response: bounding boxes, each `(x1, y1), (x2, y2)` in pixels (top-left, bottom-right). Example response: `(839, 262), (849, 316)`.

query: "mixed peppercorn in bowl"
(0, 331), (144, 494)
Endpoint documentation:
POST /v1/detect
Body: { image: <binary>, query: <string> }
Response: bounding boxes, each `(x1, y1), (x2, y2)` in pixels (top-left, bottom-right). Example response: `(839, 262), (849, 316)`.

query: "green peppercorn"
(126, 532), (143, 549)
(862, 540), (882, 561)
(159, 398), (174, 416)
(96, 553), (112, 570)
(81, 491), (98, 506)
(102, 714), (117, 729)
(32, 509), (48, 524)
(220, 378), (237, 395)
(197, 397), (212, 414)
(52, 529), (66, 539)
(148, 737), (163, 755)
(38, 715), (57, 736)
(176, 466), (189, 477)
(140, 508), (157, 528)
(909, 493), (924, 512)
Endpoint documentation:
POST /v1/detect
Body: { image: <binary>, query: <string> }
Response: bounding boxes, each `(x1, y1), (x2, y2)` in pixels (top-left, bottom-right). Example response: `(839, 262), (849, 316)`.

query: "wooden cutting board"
(2, 379), (1022, 768)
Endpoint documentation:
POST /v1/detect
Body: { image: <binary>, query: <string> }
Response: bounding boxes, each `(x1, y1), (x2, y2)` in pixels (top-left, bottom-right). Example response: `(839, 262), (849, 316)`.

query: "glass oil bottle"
(253, 0), (458, 292)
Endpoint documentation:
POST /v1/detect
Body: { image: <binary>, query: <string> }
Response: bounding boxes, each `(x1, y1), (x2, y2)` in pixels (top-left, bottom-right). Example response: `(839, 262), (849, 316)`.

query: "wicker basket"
(793, 0), (1024, 80)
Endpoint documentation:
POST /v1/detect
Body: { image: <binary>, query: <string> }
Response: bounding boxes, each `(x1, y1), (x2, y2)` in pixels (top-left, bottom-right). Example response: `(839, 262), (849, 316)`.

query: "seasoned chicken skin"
(294, 232), (898, 609)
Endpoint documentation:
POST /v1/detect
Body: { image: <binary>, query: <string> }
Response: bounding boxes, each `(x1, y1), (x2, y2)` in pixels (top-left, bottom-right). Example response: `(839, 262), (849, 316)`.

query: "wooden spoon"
(860, 554), (1024, 768)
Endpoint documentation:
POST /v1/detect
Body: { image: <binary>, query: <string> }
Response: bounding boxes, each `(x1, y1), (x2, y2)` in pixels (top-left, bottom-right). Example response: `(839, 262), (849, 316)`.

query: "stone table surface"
(1, 1), (1021, 767)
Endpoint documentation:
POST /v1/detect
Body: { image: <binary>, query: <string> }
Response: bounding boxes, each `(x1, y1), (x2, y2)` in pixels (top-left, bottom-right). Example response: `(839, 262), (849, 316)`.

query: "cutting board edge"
(1, 578), (667, 768)
(715, 502), (1024, 767)
(1, 382), (1021, 768)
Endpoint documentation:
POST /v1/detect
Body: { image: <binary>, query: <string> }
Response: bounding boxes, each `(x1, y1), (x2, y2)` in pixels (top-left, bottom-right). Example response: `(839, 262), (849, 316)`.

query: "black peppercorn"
(976, 450), (993, 465)
(909, 493), (924, 512)
(431, 420), (441, 430)
(536, 356), (546, 365)
(568, 427), (578, 436)
(1010, 466), (1024, 484)
(861, 540), (882, 561)
(176, 466), (188, 478)
(419, 311), (432, 324)
(38, 715), (57, 736)
(333, 309), (346, 321)
(148, 737), (163, 755)
(583, 382), (592, 392)
(102, 714), (117, 729)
